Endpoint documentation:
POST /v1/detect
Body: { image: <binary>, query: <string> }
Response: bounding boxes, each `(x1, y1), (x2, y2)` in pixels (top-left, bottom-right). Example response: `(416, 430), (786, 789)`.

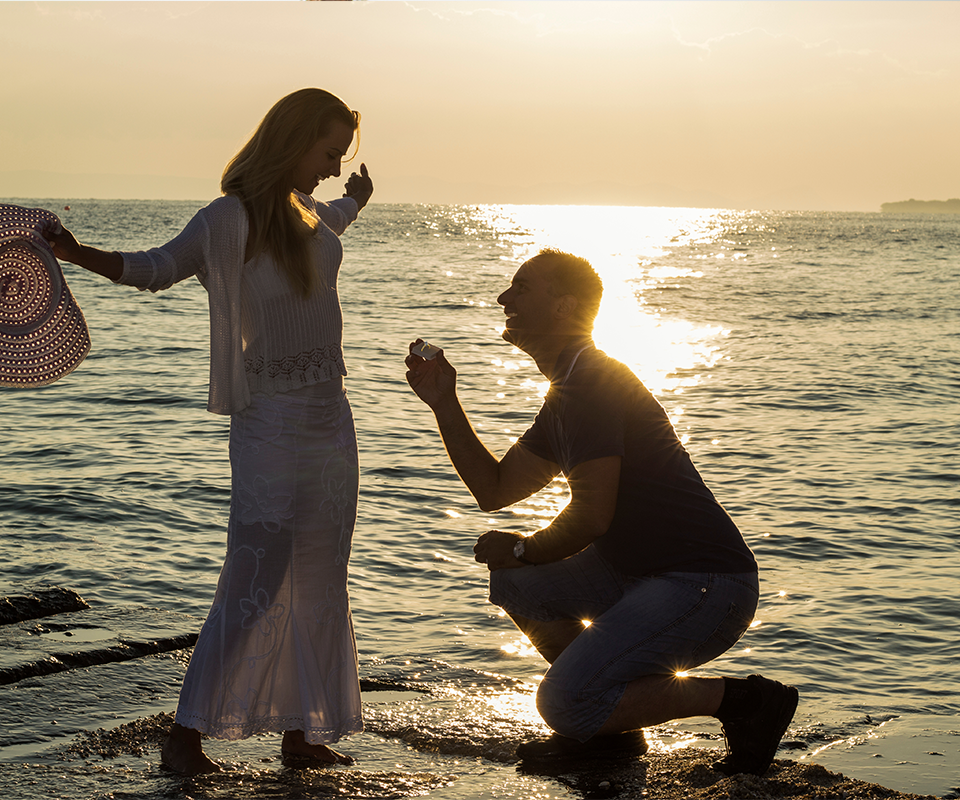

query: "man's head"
(497, 249), (603, 348)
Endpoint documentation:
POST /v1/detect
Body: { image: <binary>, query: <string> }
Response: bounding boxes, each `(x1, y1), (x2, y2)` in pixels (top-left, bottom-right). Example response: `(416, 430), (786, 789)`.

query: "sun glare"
(472, 204), (734, 395)
(501, 634), (539, 658)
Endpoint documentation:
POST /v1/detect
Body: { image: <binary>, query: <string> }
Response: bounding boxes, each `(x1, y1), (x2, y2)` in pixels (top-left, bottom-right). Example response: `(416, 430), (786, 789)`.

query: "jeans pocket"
(692, 601), (754, 663)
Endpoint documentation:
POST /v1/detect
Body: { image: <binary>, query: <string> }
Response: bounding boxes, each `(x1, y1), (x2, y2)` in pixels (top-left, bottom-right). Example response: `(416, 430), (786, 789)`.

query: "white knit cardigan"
(117, 193), (358, 415)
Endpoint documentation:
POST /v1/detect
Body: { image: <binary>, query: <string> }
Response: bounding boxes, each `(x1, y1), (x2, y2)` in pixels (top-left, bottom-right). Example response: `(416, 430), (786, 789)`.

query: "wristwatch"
(513, 538), (534, 565)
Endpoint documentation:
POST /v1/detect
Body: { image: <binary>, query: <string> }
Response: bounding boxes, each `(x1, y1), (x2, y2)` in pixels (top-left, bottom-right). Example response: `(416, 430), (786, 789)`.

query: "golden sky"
(1, 1), (957, 211)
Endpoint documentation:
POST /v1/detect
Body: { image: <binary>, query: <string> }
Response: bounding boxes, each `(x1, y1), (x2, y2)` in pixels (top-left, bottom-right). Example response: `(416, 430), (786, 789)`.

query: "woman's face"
(289, 119), (355, 195)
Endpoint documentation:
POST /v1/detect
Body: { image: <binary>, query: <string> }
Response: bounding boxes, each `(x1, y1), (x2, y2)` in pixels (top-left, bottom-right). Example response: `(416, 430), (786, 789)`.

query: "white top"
(117, 193), (359, 415)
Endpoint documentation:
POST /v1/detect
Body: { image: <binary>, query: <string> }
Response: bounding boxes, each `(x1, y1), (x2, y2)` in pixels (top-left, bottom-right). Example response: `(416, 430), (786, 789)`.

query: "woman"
(47, 88), (374, 775)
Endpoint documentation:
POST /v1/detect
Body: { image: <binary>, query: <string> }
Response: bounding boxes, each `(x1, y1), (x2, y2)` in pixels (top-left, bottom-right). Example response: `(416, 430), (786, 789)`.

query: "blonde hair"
(221, 88), (360, 297)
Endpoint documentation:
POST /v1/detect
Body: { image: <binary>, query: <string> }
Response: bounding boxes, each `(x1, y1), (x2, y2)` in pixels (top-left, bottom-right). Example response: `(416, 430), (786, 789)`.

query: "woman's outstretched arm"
(47, 227), (123, 282)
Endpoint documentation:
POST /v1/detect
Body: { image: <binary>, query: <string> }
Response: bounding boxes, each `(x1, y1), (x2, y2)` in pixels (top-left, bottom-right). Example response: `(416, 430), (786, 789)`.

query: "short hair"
(528, 248), (603, 328)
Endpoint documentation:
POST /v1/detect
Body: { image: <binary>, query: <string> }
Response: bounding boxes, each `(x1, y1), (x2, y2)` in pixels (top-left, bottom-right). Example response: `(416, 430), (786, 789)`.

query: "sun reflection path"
(472, 204), (736, 396)
(482, 685), (544, 729)
(471, 204), (748, 530)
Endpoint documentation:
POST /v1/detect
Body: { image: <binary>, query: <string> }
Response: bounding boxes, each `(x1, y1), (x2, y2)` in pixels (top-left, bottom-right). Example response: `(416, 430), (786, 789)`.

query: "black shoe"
(713, 674), (798, 777)
(517, 730), (648, 761)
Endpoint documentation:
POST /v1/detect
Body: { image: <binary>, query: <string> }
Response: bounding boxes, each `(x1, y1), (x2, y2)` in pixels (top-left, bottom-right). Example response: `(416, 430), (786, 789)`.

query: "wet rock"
(61, 711), (174, 759)
(0, 605), (203, 687)
(0, 633), (198, 685)
(0, 588), (88, 626)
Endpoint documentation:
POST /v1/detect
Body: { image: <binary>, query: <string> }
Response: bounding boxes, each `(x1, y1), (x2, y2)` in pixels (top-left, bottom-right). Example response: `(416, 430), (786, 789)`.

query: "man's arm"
(406, 346), (560, 510)
(474, 455), (621, 569)
(432, 395), (560, 511)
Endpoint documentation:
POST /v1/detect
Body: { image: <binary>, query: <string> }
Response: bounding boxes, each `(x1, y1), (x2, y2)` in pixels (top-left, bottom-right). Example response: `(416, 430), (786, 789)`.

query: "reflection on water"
(2, 200), (958, 799)
(472, 204), (731, 395)
(468, 204), (737, 525)
(500, 634), (540, 660)
(480, 687), (543, 730)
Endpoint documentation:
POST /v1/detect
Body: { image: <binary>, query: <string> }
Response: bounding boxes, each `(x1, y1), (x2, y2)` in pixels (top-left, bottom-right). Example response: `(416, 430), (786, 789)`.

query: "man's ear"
(555, 294), (579, 319)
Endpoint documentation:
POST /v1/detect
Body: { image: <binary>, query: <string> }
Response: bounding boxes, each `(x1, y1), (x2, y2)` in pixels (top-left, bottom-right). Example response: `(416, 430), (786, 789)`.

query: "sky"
(1, 1), (958, 211)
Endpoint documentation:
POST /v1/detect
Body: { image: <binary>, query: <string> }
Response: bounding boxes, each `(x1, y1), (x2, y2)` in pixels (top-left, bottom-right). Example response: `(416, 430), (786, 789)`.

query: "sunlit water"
(0, 199), (957, 798)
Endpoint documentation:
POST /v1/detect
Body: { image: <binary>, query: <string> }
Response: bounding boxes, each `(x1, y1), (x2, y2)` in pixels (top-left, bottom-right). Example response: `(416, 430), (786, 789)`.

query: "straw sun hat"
(0, 204), (91, 387)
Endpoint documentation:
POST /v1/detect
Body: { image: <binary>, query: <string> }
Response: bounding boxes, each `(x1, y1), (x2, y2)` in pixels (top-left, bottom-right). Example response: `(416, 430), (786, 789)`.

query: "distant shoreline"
(881, 198), (960, 214)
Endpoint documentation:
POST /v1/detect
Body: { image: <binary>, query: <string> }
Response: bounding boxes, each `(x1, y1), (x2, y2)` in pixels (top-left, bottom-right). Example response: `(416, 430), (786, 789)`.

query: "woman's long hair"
(221, 88), (360, 296)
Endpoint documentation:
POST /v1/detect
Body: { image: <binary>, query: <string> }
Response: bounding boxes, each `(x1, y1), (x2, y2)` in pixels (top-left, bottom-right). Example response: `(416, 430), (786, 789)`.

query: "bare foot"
(161, 723), (221, 775)
(281, 730), (354, 765)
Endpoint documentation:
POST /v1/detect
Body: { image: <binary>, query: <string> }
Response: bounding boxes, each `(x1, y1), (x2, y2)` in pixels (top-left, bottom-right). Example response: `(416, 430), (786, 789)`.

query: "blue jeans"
(489, 545), (759, 741)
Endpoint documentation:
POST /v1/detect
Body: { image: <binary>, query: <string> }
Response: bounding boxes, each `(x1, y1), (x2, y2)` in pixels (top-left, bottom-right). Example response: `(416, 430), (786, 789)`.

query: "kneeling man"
(404, 248), (797, 775)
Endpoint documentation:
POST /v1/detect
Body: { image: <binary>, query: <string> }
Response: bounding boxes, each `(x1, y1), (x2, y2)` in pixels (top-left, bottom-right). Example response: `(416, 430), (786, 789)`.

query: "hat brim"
(0, 239), (91, 388)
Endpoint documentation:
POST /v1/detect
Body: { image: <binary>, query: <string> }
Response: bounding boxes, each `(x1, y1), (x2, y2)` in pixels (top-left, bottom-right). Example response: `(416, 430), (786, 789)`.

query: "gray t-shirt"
(517, 343), (757, 577)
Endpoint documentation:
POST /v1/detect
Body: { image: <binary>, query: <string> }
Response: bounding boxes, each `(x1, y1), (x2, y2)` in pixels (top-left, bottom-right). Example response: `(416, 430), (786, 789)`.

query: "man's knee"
(536, 675), (582, 739)
(488, 566), (519, 608)
(536, 673), (616, 742)
(488, 565), (541, 621)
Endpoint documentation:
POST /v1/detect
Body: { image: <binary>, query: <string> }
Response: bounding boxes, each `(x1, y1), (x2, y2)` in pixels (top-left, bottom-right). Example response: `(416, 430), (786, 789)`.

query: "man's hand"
(403, 340), (559, 513)
(343, 163), (373, 211)
(405, 342), (457, 412)
(474, 530), (527, 571)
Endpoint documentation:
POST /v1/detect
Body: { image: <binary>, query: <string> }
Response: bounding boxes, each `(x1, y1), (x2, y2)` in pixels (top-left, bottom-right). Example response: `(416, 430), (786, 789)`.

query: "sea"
(0, 198), (957, 799)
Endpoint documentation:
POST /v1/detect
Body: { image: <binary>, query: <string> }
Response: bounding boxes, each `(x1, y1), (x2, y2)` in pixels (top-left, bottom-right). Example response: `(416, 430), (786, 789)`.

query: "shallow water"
(1, 198), (958, 798)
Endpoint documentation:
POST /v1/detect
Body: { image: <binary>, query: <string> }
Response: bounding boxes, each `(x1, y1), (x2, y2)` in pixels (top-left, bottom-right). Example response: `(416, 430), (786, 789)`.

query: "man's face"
(497, 259), (563, 347)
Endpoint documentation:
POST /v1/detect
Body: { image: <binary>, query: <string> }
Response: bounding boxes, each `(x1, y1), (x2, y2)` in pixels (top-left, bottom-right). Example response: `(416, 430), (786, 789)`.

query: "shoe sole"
(519, 747), (647, 762)
(517, 734), (648, 762)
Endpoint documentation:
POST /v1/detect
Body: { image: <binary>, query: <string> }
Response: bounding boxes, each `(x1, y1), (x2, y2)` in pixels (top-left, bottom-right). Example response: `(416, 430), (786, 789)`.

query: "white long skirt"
(174, 380), (363, 744)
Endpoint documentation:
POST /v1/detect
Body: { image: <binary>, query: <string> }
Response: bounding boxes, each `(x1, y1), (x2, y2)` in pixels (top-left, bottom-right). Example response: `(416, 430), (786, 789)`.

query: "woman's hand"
(46, 226), (83, 264)
(45, 225), (123, 281)
(343, 163), (373, 211)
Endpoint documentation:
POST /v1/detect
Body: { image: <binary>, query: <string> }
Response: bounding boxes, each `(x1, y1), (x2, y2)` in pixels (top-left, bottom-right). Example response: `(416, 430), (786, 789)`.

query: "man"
(404, 248), (797, 775)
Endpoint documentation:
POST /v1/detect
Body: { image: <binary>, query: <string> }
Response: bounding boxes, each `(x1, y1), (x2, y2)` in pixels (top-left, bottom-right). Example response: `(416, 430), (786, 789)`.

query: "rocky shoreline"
(54, 712), (941, 800)
(0, 590), (951, 799)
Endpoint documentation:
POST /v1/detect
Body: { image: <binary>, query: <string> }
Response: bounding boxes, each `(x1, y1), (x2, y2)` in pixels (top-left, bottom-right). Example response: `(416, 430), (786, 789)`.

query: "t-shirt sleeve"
(516, 369), (629, 474)
(516, 409), (556, 462)
(560, 371), (628, 468)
